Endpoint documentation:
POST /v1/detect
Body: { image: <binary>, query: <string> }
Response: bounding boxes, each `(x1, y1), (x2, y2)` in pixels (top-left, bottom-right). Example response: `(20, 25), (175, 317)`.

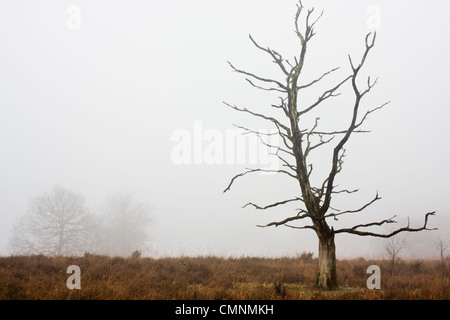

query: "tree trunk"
(316, 229), (337, 290)
(57, 224), (65, 256)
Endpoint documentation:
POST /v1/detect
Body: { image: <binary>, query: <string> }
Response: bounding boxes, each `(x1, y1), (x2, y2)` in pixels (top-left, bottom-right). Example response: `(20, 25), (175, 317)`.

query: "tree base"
(316, 232), (338, 290)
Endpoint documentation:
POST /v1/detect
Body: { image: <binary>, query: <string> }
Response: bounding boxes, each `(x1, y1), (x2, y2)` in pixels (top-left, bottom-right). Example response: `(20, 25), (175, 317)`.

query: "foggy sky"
(1, 0), (449, 258)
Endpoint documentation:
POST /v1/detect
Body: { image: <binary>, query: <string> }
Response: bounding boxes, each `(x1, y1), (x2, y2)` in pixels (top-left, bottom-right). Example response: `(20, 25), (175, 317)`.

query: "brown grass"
(0, 254), (448, 300)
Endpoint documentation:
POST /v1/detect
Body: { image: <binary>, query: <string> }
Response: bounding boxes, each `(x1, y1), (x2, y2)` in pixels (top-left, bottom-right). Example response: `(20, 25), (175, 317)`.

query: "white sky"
(1, 0), (449, 258)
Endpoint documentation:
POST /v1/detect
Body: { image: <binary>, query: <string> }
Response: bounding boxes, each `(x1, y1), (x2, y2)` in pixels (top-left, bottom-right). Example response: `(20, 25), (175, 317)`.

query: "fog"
(1, 0), (449, 259)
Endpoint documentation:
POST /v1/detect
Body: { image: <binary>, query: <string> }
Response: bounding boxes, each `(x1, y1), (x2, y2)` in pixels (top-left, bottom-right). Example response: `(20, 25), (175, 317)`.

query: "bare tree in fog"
(98, 193), (152, 257)
(435, 236), (448, 261)
(224, 1), (436, 290)
(383, 237), (407, 275)
(435, 236), (449, 274)
(9, 185), (97, 256)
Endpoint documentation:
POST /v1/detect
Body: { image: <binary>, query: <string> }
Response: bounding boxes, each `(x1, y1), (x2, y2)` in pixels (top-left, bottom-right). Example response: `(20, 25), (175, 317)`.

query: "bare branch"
(223, 102), (291, 133)
(355, 101), (390, 129)
(321, 32), (378, 216)
(360, 76), (378, 97)
(257, 212), (311, 228)
(227, 61), (287, 91)
(243, 197), (304, 210)
(232, 124), (280, 137)
(304, 9), (324, 41)
(223, 168), (298, 193)
(298, 75), (352, 117)
(223, 169), (259, 194)
(295, 2), (306, 45)
(235, 125), (295, 162)
(306, 135), (335, 157)
(310, 129), (371, 136)
(273, 121), (294, 151)
(297, 67), (340, 90)
(349, 32), (377, 73)
(339, 216), (398, 231)
(272, 149), (297, 172)
(334, 212), (437, 238)
(331, 188), (360, 195)
(285, 224), (316, 231)
(303, 118), (338, 158)
(271, 97), (289, 116)
(245, 78), (287, 93)
(249, 34), (290, 77)
(324, 192), (381, 220)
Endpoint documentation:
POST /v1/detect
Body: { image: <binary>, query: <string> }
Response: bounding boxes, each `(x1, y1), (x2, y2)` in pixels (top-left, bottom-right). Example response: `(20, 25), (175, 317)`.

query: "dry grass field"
(0, 254), (449, 300)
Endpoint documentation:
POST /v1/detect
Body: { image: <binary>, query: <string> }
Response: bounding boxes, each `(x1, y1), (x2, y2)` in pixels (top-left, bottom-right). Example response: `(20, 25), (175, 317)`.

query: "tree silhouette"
(383, 237), (407, 275)
(223, 1), (436, 290)
(9, 185), (97, 256)
(98, 193), (153, 257)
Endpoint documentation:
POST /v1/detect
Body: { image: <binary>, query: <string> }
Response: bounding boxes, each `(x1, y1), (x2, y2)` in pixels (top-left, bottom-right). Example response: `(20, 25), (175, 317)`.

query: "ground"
(0, 254), (448, 300)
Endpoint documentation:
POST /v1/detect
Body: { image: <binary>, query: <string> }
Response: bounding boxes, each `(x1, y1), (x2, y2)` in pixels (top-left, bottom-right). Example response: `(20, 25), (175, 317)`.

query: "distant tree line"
(9, 185), (153, 257)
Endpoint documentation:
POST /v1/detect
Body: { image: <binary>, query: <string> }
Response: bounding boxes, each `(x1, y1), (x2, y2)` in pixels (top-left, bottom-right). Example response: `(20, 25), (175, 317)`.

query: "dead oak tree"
(223, 1), (436, 290)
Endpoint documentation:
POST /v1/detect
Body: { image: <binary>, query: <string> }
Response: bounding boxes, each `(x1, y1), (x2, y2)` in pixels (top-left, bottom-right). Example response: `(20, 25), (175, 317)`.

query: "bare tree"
(383, 237), (407, 275)
(9, 185), (97, 256)
(223, 1), (436, 290)
(98, 193), (153, 257)
(435, 236), (448, 261)
(435, 236), (449, 274)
